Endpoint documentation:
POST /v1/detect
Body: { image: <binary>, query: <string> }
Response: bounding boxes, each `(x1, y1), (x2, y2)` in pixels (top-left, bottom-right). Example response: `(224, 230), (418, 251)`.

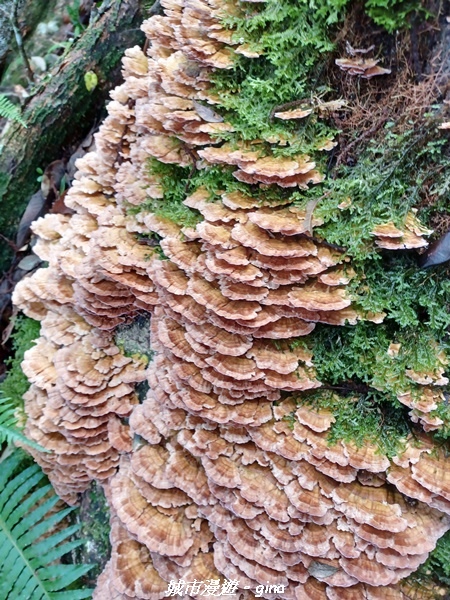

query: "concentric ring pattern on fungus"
(12, 0), (450, 598)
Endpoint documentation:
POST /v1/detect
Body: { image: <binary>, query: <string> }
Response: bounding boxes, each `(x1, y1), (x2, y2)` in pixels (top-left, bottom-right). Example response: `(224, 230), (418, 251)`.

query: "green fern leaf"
(0, 394), (50, 453)
(0, 94), (27, 128)
(0, 449), (93, 599)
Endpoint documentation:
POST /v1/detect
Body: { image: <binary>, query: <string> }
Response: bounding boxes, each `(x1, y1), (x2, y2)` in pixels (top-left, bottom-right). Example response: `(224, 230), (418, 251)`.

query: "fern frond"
(0, 449), (93, 599)
(0, 94), (27, 127)
(0, 394), (50, 453)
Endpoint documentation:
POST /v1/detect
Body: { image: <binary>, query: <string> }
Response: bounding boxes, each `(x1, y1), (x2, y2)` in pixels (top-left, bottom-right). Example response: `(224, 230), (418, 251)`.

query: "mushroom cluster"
(12, 322), (145, 503)
(384, 342), (450, 432)
(397, 376), (449, 433)
(371, 212), (433, 250)
(12, 0), (450, 596)
(12, 43), (153, 501)
(335, 58), (391, 79)
(99, 387), (448, 598)
(15, 296), (146, 503)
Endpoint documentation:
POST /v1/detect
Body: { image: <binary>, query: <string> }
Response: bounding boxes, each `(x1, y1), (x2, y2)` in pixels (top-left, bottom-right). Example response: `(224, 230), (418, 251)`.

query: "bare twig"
(304, 191), (332, 235)
(0, 232), (19, 253)
(0, 0), (34, 83)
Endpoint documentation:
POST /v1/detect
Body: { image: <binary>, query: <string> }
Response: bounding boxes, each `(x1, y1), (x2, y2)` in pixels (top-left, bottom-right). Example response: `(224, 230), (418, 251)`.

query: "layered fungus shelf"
(12, 0), (450, 598)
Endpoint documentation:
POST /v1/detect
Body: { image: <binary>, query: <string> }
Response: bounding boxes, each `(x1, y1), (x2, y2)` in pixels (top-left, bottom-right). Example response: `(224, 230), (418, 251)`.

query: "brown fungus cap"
(13, 0), (450, 595)
(110, 460), (196, 557)
(335, 57), (391, 78)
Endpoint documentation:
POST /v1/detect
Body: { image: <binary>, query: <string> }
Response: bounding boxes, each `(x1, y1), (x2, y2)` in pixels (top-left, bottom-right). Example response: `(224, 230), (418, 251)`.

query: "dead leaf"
(308, 561), (339, 579)
(15, 191), (46, 248)
(192, 100), (224, 123)
(41, 160), (67, 198)
(50, 191), (74, 215)
(2, 306), (18, 345)
(418, 231), (450, 268)
(17, 254), (42, 272)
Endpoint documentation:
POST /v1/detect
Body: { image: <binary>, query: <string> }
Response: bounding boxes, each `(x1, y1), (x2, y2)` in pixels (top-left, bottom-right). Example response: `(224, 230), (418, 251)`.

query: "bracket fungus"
(335, 58), (391, 79)
(11, 0), (450, 597)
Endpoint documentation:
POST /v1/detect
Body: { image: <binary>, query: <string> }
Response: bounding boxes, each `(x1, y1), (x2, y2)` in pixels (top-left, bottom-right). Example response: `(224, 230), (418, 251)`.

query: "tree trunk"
(0, 0), (145, 272)
(0, 0), (57, 77)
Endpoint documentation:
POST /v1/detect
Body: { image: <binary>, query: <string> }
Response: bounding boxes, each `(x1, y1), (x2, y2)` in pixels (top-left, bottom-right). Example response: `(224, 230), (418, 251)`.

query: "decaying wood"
(0, 0), (144, 272)
(0, 0), (56, 77)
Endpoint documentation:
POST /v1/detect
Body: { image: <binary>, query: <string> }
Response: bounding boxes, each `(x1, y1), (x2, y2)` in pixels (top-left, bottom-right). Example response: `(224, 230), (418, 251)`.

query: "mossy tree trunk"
(0, 0), (145, 272)
(0, 0), (57, 76)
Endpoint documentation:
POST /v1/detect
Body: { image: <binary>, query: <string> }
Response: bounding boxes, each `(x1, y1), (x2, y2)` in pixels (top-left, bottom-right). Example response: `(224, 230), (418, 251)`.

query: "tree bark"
(0, 0), (145, 272)
(0, 0), (57, 77)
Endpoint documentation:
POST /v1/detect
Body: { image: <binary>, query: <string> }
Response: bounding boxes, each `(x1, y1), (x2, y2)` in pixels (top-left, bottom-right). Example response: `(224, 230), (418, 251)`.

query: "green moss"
(134, 158), (288, 227)
(349, 257), (450, 332)
(432, 403), (450, 441)
(363, 0), (423, 32)
(132, 159), (201, 227)
(428, 531), (450, 580)
(406, 529), (450, 591)
(289, 319), (450, 449)
(69, 481), (111, 587)
(325, 394), (410, 456)
(290, 389), (410, 458)
(114, 316), (153, 361)
(211, 0), (338, 152)
(306, 322), (449, 393)
(209, 0), (422, 155)
(319, 0), (423, 32)
(310, 124), (450, 258)
(0, 317), (41, 408)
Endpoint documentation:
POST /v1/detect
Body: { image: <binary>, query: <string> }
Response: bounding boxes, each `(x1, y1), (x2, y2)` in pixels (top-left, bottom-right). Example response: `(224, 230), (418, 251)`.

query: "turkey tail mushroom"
(10, 0), (450, 596)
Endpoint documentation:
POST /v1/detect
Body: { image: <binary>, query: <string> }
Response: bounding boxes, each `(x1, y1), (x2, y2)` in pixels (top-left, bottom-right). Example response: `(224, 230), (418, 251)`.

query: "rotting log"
(0, 0), (57, 77)
(0, 0), (145, 272)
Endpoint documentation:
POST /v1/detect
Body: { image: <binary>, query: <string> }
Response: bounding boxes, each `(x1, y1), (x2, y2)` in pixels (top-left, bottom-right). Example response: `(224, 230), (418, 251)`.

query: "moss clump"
(320, 0), (423, 32)
(130, 159), (201, 228)
(210, 0), (423, 152)
(68, 481), (111, 587)
(135, 159), (285, 227)
(284, 117), (450, 452)
(306, 323), (449, 394)
(363, 0), (423, 32)
(0, 316), (40, 408)
(311, 125), (450, 259)
(349, 256), (450, 332)
(211, 0), (339, 153)
(290, 389), (410, 458)
(115, 315), (153, 362)
(291, 320), (450, 445)
(405, 529), (450, 592)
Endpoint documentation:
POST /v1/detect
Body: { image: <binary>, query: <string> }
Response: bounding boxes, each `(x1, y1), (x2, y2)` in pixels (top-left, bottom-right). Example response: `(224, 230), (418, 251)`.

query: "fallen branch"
(0, 0), (145, 273)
